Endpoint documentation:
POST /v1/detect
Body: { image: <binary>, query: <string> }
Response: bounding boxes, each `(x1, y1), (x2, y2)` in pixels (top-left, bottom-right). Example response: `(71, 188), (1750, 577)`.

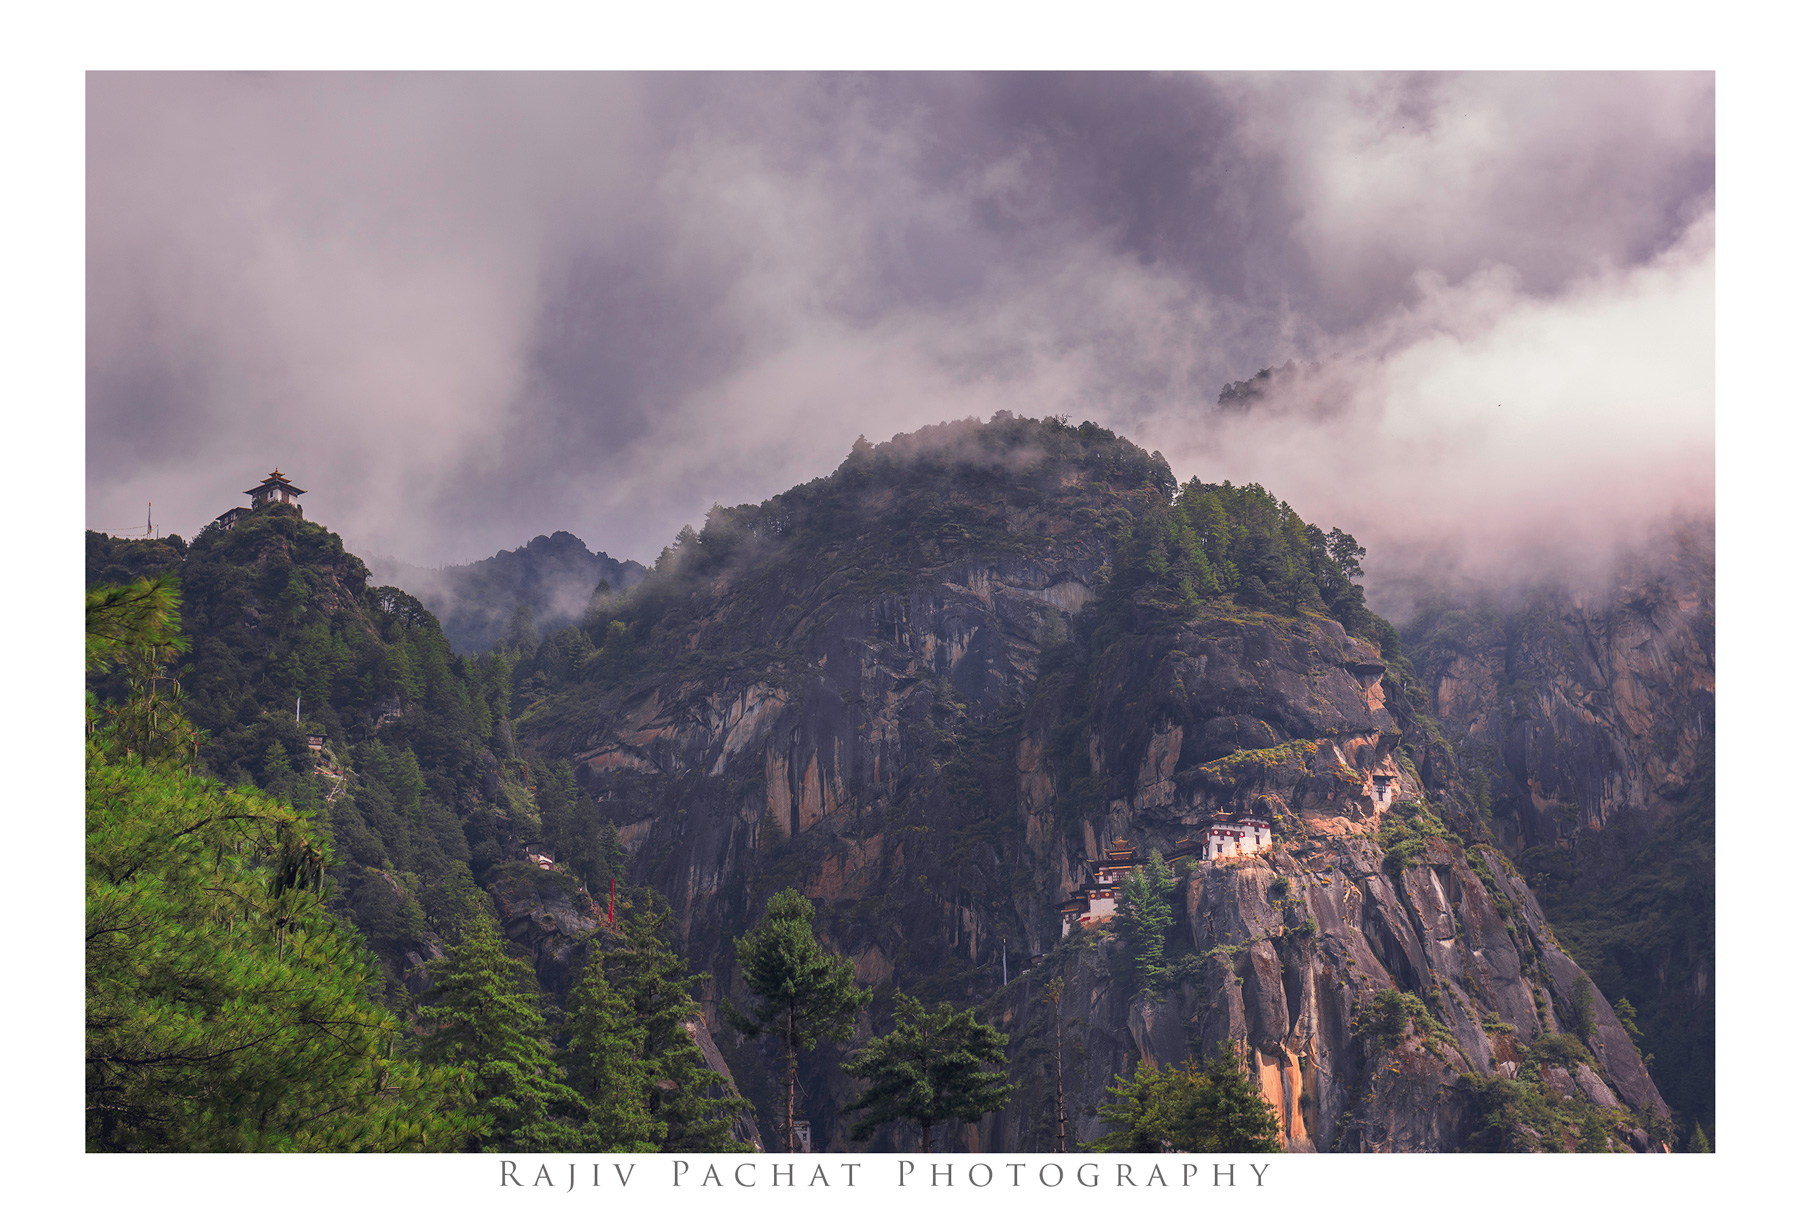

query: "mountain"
(366, 531), (646, 657)
(1402, 521), (1714, 1138)
(86, 508), (757, 1151)
(512, 413), (1677, 1152)
(86, 413), (1702, 1153)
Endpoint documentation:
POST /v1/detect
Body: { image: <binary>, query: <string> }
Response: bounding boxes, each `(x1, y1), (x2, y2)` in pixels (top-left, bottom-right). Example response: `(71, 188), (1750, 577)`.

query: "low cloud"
(87, 72), (1713, 610)
(1142, 209), (1715, 615)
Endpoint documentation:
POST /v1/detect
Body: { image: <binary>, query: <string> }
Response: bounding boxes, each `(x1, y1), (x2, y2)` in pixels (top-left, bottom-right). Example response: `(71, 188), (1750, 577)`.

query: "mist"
(87, 72), (1713, 613)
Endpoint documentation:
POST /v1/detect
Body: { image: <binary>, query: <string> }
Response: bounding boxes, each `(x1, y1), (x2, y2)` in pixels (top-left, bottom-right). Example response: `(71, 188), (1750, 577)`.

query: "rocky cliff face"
(1405, 521), (1713, 863)
(521, 419), (1670, 1152)
(1401, 520), (1713, 1137)
(982, 610), (1666, 1153)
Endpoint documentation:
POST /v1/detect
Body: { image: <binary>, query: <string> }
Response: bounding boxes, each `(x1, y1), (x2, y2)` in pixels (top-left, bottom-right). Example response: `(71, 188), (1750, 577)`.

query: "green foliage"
(90, 515), (520, 1005)
(1118, 850), (1176, 995)
(1086, 1044), (1281, 1153)
(601, 908), (753, 1152)
(532, 758), (619, 897)
(1087, 477), (1383, 645)
(86, 751), (475, 1151)
(1355, 988), (1455, 1055)
(86, 577), (204, 769)
(416, 916), (585, 1152)
(1465, 847), (1518, 920)
(85, 530), (187, 591)
(1458, 1037), (1631, 1153)
(1613, 996), (1645, 1044)
(1523, 1031), (1596, 1075)
(1458, 1073), (1562, 1152)
(727, 888), (871, 1151)
(841, 993), (1015, 1151)
(558, 954), (661, 1152)
(1577, 1113), (1613, 1152)
(86, 577), (476, 1152)
(86, 575), (187, 675)
(86, 515), (739, 1155)
(1569, 981), (1598, 1043)
(1377, 799), (1452, 876)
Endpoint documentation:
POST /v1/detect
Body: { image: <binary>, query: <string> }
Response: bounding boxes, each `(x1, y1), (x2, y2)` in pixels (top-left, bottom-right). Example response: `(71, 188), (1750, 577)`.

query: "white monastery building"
(1058, 816), (1277, 937)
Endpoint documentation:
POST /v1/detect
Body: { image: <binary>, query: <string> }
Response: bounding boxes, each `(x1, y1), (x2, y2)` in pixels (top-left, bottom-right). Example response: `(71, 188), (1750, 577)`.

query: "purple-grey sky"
(87, 72), (1713, 610)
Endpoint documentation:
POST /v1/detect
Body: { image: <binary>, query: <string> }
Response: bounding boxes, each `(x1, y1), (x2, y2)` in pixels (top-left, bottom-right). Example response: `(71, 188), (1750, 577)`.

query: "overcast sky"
(87, 72), (1713, 608)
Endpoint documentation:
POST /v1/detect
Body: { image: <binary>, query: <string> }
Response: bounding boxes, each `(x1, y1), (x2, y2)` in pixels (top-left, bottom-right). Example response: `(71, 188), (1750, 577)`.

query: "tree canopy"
(599, 908), (753, 1152)
(841, 993), (1015, 1152)
(86, 580), (477, 1152)
(1117, 850), (1176, 995)
(727, 888), (870, 1152)
(416, 915), (586, 1152)
(1086, 1044), (1281, 1154)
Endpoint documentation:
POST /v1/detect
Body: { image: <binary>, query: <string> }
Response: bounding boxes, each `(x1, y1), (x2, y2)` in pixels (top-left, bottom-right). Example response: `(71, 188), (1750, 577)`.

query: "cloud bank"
(87, 72), (1713, 611)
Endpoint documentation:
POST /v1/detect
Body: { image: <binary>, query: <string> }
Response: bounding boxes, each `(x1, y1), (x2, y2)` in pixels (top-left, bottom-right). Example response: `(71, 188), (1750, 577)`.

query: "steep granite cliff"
(518, 416), (1670, 1152)
(1402, 521), (1713, 1137)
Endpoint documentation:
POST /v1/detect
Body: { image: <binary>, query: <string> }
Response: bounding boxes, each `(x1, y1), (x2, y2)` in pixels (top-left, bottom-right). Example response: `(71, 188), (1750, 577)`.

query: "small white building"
(1370, 773), (1397, 811)
(1058, 837), (1147, 937)
(1188, 814), (1273, 861)
(247, 469), (306, 515)
(212, 470), (306, 531)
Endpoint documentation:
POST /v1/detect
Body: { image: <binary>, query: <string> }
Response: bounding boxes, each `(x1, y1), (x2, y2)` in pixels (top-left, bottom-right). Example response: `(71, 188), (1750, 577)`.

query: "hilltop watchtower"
(211, 470), (307, 532)
(247, 470), (305, 516)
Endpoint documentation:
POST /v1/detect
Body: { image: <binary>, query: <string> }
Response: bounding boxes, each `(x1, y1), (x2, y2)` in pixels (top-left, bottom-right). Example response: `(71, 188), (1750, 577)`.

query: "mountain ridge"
(86, 412), (1703, 1152)
(365, 531), (646, 657)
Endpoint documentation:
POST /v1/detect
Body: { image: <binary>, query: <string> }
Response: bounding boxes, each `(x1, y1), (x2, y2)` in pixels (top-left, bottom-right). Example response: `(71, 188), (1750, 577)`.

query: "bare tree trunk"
(786, 1005), (797, 1153)
(921, 1118), (932, 1154)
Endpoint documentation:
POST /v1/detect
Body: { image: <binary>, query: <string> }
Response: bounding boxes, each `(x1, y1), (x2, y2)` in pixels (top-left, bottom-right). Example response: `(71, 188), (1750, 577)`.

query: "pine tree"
(1118, 850), (1175, 994)
(86, 582), (476, 1152)
(603, 909), (752, 1152)
(87, 577), (202, 768)
(841, 993), (1015, 1152)
(418, 916), (585, 1152)
(727, 888), (871, 1152)
(1086, 1043), (1281, 1153)
(559, 952), (661, 1152)
(86, 751), (478, 1151)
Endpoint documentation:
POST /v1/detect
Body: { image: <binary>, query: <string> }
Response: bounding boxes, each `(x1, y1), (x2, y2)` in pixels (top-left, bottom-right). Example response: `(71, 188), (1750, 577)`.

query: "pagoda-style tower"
(246, 470), (305, 517)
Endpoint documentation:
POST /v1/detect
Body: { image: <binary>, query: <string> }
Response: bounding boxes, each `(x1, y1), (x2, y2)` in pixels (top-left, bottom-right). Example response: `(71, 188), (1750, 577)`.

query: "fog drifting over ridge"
(87, 72), (1714, 612)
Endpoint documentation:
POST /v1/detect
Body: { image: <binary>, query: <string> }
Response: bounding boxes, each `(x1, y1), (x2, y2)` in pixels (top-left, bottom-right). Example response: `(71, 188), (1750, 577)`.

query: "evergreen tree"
(86, 577), (202, 768)
(602, 909), (752, 1152)
(559, 952), (661, 1152)
(86, 751), (477, 1151)
(1118, 850), (1176, 994)
(1086, 1044), (1281, 1153)
(841, 993), (1015, 1152)
(418, 916), (585, 1152)
(86, 583), (474, 1152)
(727, 888), (871, 1152)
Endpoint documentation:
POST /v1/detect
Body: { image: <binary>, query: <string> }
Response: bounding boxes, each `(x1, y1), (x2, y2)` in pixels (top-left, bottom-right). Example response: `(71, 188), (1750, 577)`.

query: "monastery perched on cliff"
(1059, 815), (1274, 937)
